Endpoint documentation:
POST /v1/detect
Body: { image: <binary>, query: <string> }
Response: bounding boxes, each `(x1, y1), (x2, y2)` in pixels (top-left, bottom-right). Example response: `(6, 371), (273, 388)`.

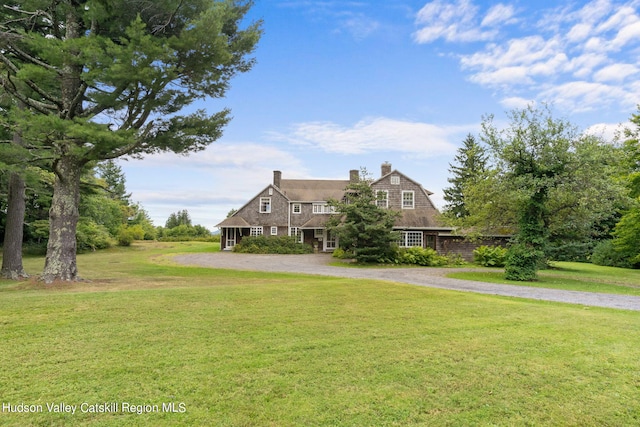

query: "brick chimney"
(273, 170), (282, 188)
(381, 162), (392, 177)
(349, 169), (359, 184)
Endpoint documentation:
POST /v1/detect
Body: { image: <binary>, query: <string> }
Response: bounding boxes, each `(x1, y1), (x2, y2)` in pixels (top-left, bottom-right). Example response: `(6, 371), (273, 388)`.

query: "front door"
(225, 228), (236, 250)
(324, 230), (337, 251)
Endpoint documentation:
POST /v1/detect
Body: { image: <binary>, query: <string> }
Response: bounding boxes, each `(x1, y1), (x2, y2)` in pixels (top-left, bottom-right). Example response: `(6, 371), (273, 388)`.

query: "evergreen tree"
(326, 169), (400, 263)
(165, 209), (192, 228)
(97, 160), (131, 203)
(443, 134), (487, 219)
(0, 0), (262, 282)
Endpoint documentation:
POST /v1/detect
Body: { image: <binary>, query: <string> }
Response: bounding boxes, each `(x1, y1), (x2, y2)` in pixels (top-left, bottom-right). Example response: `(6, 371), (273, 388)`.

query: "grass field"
(1, 242), (639, 426)
(447, 262), (640, 296)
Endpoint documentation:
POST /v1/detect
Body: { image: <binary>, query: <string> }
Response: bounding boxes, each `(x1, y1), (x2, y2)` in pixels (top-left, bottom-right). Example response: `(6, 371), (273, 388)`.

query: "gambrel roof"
(278, 179), (350, 202)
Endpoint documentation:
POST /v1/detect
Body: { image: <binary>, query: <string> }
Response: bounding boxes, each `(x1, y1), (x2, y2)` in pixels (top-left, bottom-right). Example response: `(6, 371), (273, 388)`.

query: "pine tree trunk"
(41, 155), (81, 284)
(1, 172), (28, 280)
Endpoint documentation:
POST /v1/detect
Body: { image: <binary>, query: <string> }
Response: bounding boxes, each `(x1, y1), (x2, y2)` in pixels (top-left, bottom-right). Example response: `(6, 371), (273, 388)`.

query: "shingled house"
(216, 162), (476, 254)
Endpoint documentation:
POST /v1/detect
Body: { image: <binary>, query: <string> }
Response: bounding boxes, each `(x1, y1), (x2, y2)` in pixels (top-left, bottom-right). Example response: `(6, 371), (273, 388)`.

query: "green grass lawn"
(1, 242), (639, 426)
(447, 261), (640, 296)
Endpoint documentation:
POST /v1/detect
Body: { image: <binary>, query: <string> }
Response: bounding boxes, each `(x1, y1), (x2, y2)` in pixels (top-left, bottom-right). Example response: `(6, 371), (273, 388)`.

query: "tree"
(165, 209), (192, 228)
(97, 160), (131, 203)
(443, 134), (487, 219)
(607, 108), (640, 267)
(0, 0), (261, 282)
(326, 169), (400, 263)
(0, 124), (33, 279)
(480, 105), (606, 280)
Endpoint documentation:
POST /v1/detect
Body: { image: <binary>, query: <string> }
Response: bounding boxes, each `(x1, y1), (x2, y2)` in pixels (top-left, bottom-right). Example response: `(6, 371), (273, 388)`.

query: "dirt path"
(173, 252), (640, 311)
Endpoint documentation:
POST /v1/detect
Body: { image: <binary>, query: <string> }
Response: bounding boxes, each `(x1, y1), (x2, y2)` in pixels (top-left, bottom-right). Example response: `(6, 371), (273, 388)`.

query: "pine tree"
(0, 1), (262, 282)
(443, 134), (487, 219)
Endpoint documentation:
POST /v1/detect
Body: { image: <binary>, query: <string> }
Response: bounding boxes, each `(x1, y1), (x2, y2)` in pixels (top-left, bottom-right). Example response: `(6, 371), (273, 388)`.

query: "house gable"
(217, 184), (290, 229)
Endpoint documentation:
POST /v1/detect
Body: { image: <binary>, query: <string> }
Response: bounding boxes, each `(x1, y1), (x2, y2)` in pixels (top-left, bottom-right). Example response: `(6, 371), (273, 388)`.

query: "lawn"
(1, 242), (639, 426)
(447, 262), (640, 296)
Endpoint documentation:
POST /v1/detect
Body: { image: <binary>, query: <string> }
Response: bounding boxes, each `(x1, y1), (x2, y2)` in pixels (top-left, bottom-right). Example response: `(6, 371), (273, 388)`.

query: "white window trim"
(259, 197), (271, 213)
(250, 226), (263, 236)
(390, 175), (400, 185)
(312, 203), (336, 214)
(399, 231), (423, 248)
(292, 203), (302, 214)
(402, 191), (415, 209)
(289, 227), (303, 243)
(270, 226), (278, 235)
(376, 190), (389, 208)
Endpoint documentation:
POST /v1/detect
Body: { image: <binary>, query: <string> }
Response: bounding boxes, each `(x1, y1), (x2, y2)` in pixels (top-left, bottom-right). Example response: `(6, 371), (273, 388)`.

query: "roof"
(372, 169), (434, 196)
(393, 210), (451, 230)
(215, 216), (250, 228)
(301, 215), (332, 228)
(278, 179), (350, 201)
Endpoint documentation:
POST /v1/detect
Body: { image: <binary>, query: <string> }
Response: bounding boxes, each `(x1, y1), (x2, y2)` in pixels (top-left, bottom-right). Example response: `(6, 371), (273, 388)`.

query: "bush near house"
(473, 245), (508, 267)
(233, 236), (313, 254)
(396, 247), (449, 267)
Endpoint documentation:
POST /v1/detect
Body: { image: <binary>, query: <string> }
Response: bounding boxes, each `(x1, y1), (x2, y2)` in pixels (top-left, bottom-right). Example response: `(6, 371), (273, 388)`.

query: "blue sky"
(119, 0), (640, 230)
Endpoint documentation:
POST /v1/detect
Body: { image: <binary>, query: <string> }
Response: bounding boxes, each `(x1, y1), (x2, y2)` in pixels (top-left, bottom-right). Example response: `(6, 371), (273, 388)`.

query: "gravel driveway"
(173, 252), (640, 311)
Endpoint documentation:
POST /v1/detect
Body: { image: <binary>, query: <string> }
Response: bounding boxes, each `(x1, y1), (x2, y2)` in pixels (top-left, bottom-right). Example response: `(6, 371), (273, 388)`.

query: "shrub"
(591, 240), (635, 269)
(332, 248), (353, 259)
(396, 247), (448, 267)
(504, 243), (543, 281)
(116, 224), (145, 246)
(233, 236), (313, 254)
(76, 219), (114, 252)
(473, 245), (507, 267)
(546, 241), (595, 262)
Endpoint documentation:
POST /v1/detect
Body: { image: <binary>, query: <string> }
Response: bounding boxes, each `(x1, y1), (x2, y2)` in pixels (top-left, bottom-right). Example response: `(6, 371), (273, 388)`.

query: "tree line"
(442, 105), (640, 279)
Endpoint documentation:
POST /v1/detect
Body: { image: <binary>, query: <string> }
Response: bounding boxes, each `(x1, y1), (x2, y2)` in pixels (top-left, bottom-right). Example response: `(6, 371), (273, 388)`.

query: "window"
(402, 191), (414, 209)
(313, 203), (336, 214)
(268, 187), (273, 195)
(250, 226), (263, 236)
(289, 227), (303, 243)
(314, 229), (323, 238)
(270, 226), (278, 235)
(391, 175), (400, 185)
(259, 197), (271, 213)
(376, 190), (388, 208)
(398, 231), (423, 248)
(292, 203), (301, 214)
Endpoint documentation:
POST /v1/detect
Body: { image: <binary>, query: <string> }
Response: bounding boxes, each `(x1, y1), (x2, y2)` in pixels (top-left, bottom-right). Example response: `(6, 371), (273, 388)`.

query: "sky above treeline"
(118, 0), (640, 230)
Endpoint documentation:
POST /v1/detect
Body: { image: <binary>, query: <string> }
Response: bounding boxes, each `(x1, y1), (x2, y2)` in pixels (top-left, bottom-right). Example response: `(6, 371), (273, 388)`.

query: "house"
(217, 162), (466, 254)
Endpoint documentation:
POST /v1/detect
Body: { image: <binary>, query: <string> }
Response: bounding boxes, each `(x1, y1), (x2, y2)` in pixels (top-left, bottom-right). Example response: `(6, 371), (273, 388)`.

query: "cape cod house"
(217, 162), (470, 254)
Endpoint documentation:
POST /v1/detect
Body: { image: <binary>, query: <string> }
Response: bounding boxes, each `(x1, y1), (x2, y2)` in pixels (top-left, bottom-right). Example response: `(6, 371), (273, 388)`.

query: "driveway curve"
(173, 252), (640, 311)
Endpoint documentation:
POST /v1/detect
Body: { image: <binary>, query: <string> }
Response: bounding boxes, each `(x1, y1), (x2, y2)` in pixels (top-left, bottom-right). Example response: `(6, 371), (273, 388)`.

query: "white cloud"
(270, 117), (463, 157)
(584, 121), (627, 141)
(413, 0), (499, 43)
(567, 23), (593, 42)
(539, 81), (627, 112)
(481, 4), (517, 27)
(500, 96), (534, 109)
(593, 63), (639, 82)
(419, 0), (640, 114)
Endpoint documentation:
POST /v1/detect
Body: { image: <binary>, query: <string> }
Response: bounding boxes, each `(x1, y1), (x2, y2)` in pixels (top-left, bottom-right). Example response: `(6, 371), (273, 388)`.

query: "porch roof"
(300, 215), (332, 229)
(216, 216), (250, 228)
